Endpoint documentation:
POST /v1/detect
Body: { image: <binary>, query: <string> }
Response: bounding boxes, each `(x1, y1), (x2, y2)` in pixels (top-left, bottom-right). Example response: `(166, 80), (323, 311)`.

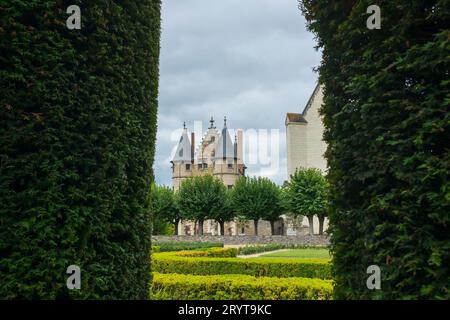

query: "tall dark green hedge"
(300, 0), (449, 299)
(0, 0), (161, 299)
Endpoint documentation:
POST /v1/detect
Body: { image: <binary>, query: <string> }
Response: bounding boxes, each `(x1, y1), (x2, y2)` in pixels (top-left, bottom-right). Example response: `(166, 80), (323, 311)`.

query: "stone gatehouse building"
(171, 117), (292, 236)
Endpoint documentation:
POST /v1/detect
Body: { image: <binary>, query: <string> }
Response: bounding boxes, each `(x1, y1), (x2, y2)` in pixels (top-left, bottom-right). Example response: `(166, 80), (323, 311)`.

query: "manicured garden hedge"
(153, 241), (224, 252)
(0, 1), (161, 299)
(176, 248), (237, 258)
(153, 252), (331, 279)
(151, 273), (333, 300)
(300, 0), (450, 299)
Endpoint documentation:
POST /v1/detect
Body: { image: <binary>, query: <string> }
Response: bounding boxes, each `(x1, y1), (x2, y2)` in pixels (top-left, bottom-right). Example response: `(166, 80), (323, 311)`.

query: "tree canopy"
(150, 184), (179, 235)
(284, 168), (328, 235)
(177, 175), (227, 235)
(231, 177), (283, 235)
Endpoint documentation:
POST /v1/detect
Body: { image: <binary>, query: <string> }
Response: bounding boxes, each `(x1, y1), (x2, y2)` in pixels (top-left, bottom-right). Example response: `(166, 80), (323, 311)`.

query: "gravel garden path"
(237, 249), (290, 259)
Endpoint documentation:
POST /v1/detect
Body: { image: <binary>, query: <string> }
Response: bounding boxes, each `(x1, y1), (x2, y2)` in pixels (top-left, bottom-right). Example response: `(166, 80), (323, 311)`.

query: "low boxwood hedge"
(153, 241), (224, 252)
(151, 272), (333, 300)
(153, 252), (331, 279)
(175, 248), (237, 258)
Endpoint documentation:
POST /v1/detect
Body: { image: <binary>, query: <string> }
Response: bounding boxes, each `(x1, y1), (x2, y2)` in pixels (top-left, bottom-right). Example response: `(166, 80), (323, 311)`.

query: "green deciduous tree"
(177, 175), (227, 235)
(0, 1), (161, 299)
(209, 189), (235, 235)
(231, 177), (283, 235)
(300, 0), (450, 299)
(150, 184), (180, 235)
(285, 168), (328, 235)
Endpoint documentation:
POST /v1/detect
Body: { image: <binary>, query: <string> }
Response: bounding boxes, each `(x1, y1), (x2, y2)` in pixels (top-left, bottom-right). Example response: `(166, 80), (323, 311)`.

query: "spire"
(214, 116), (234, 159)
(224, 116), (227, 128)
(209, 116), (216, 129)
(172, 123), (192, 162)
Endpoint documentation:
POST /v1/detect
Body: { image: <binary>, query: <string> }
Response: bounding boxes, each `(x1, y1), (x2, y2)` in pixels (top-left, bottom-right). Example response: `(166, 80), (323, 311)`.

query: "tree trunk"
(219, 221), (225, 236)
(174, 219), (179, 235)
(318, 216), (325, 235)
(307, 215), (314, 235)
(270, 221), (275, 235)
(198, 219), (204, 235)
(254, 220), (258, 235)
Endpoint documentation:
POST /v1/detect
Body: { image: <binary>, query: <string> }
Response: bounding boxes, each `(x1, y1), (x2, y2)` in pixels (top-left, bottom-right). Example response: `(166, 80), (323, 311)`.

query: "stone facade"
(172, 117), (249, 235)
(152, 234), (329, 246)
(285, 84), (329, 234)
(286, 84), (327, 176)
(178, 219), (288, 236)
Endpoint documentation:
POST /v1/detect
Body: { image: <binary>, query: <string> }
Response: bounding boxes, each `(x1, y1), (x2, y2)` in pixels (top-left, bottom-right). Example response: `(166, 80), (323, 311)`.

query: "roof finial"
(209, 116), (215, 129)
(183, 121), (186, 130)
(224, 116), (227, 128)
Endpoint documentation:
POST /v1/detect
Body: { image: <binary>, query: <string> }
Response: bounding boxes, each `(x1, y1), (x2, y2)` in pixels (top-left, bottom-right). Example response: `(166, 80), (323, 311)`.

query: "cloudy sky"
(154, 0), (321, 186)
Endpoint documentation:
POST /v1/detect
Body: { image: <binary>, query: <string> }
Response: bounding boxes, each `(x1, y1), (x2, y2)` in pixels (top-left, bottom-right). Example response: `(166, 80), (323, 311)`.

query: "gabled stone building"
(285, 84), (329, 234)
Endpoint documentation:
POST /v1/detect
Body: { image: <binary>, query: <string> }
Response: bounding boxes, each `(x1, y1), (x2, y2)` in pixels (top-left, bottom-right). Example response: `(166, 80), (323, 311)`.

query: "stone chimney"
(236, 129), (243, 165)
(191, 132), (195, 163)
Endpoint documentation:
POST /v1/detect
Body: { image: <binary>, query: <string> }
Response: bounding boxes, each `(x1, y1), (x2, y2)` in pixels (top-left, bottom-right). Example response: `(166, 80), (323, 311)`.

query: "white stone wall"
(172, 161), (193, 192)
(300, 216), (329, 235)
(303, 86), (327, 173)
(286, 86), (327, 177)
(285, 85), (329, 234)
(286, 122), (307, 179)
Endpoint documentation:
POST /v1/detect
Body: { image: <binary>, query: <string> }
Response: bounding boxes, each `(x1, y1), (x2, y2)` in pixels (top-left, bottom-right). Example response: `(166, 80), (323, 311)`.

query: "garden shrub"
(152, 246), (161, 253)
(0, 1), (161, 299)
(153, 241), (224, 252)
(176, 248), (237, 258)
(151, 272), (333, 300)
(300, 0), (450, 299)
(153, 252), (331, 279)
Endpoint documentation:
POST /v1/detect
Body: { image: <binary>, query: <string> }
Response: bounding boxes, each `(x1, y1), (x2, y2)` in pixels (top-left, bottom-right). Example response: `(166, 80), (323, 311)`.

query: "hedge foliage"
(153, 241), (224, 252)
(151, 272), (333, 300)
(153, 252), (331, 279)
(0, 1), (161, 299)
(300, 0), (450, 299)
(175, 248), (237, 258)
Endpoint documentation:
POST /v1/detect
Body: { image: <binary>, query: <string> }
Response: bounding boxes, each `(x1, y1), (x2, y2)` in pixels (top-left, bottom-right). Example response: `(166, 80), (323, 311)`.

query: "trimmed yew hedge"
(151, 273), (333, 300)
(153, 252), (331, 279)
(0, 1), (161, 299)
(300, 0), (450, 299)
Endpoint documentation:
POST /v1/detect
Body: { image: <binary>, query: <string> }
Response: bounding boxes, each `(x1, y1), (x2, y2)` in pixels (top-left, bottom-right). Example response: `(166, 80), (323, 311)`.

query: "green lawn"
(259, 249), (330, 260)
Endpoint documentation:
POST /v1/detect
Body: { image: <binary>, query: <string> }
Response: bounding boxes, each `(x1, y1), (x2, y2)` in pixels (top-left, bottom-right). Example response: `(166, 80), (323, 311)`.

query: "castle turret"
(171, 122), (193, 191)
(214, 117), (239, 189)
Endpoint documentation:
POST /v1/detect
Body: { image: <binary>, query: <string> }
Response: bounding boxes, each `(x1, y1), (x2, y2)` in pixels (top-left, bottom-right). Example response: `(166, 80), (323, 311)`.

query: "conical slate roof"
(172, 128), (192, 162)
(214, 122), (235, 160)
